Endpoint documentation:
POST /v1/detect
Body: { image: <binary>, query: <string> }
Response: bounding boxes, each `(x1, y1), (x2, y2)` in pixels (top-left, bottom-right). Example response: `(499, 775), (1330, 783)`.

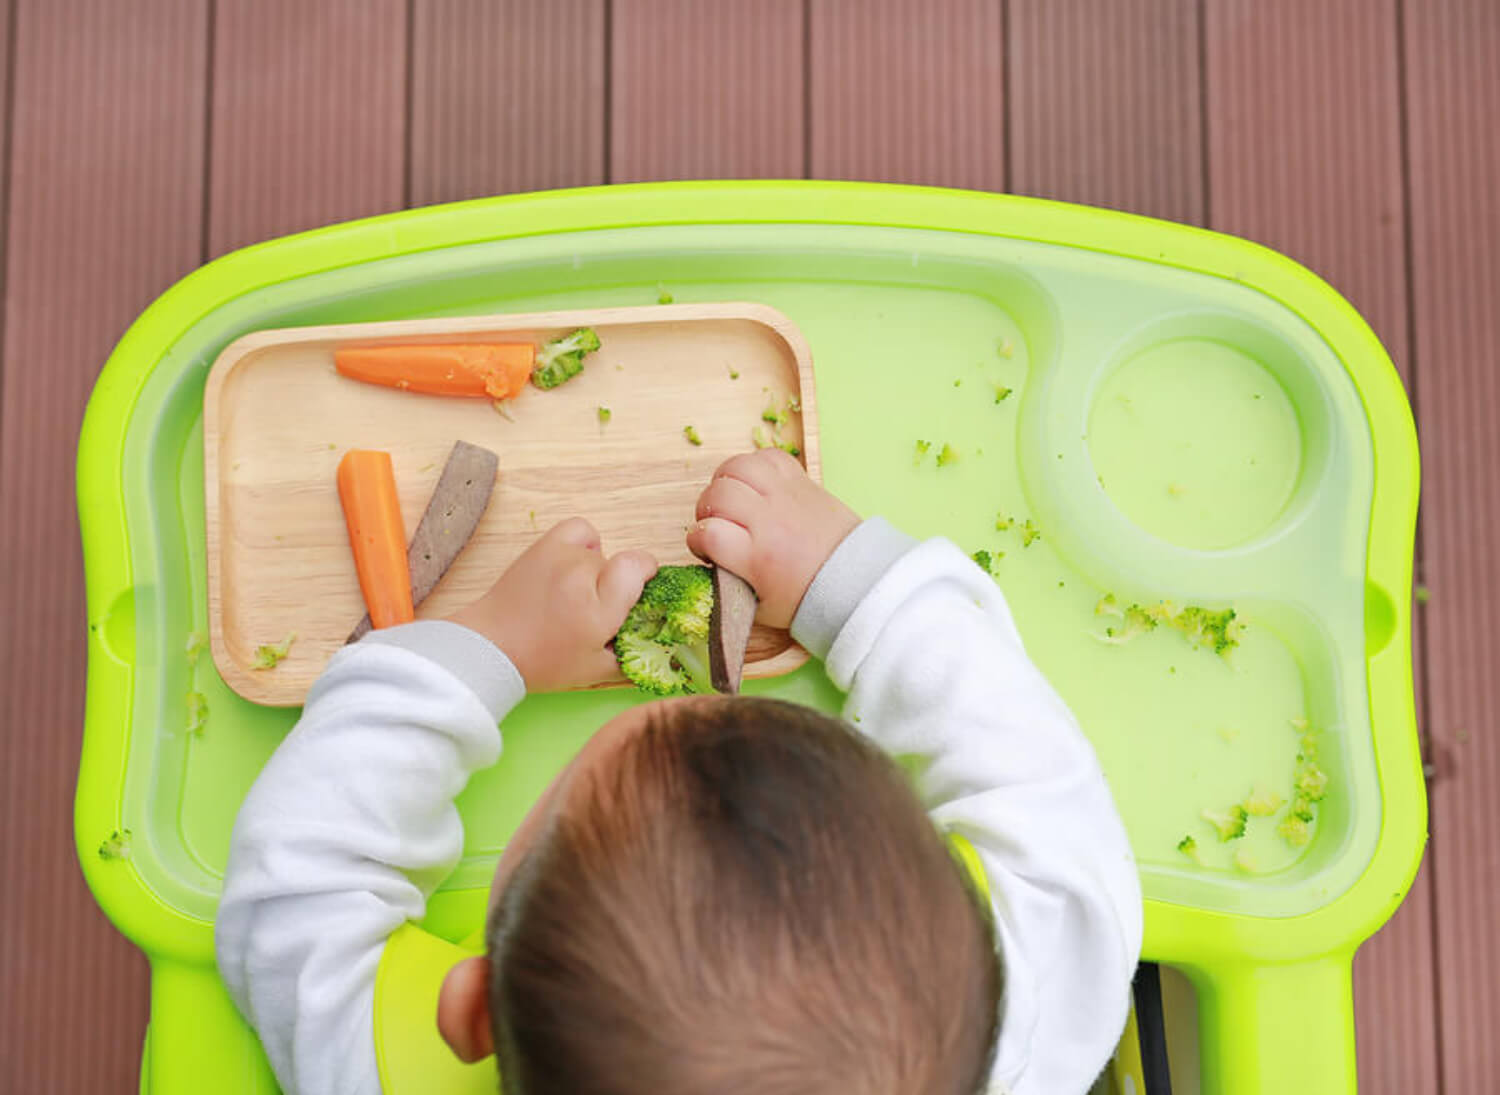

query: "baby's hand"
(687, 450), (860, 628)
(448, 518), (657, 692)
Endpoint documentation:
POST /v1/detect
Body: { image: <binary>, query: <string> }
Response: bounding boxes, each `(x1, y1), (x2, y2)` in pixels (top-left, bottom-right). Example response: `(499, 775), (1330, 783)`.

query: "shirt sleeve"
(214, 621), (525, 1095)
(792, 519), (1144, 1095)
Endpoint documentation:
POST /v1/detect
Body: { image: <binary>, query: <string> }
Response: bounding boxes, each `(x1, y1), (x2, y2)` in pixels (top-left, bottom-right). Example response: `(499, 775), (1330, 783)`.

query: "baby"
(217, 449), (1142, 1095)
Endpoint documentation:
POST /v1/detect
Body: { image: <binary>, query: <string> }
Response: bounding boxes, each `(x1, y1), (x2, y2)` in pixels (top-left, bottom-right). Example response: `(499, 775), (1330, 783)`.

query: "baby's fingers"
(596, 549), (658, 624)
(687, 517), (755, 579)
(546, 516), (601, 551)
(695, 474), (764, 527)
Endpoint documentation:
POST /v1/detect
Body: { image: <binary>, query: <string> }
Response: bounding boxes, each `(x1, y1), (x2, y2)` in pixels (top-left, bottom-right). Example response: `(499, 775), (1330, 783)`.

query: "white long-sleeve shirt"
(216, 518), (1143, 1095)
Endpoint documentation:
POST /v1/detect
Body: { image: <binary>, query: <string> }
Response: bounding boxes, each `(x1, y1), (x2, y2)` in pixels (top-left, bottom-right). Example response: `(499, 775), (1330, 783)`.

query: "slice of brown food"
(709, 568), (758, 694)
(347, 440), (499, 642)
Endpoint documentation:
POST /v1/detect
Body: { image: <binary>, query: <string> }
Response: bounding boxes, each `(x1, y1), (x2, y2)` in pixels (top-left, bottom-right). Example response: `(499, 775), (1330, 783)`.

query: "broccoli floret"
(186, 691), (208, 735)
(1290, 795), (1317, 822)
(1278, 815), (1311, 847)
(98, 829), (132, 861)
(251, 632), (296, 671)
(972, 550), (995, 575)
(1243, 786), (1285, 817)
(1177, 835), (1200, 860)
(1099, 603), (1159, 644)
(914, 440), (932, 465)
(683, 425), (703, 446)
(1170, 605), (1243, 655)
(614, 565), (716, 696)
(1201, 804), (1249, 842)
(185, 631), (207, 667)
(531, 327), (601, 390)
(1295, 761), (1329, 801)
(936, 444), (959, 467)
(778, 442), (801, 457)
(762, 406), (787, 428)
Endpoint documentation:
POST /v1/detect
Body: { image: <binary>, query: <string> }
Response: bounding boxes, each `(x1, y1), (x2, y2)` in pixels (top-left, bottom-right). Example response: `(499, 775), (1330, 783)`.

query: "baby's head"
(439, 697), (1000, 1094)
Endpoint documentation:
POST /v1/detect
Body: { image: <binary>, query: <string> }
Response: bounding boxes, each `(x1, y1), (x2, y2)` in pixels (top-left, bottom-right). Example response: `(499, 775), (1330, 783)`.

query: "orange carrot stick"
(337, 450), (415, 629)
(335, 344), (536, 400)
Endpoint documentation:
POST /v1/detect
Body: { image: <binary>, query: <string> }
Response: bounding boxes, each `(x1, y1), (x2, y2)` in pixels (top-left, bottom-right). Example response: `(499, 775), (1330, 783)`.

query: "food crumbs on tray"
(1218, 726), (1240, 743)
(1020, 520), (1041, 546)
(529, 510), (537, 527)
(787, 395), (801, 413)
(1167, 483), (1187, 497)
(997, 338), (1014, 359)
(953, 379), (962, 387)
(185, 631), (207, 667)
(597, 406), (612, 425)
(186, 691), (209, 736)
(683, 425), (703, 446)
(1415, 585), (1431, 604)
(251, 632), (297, 671)
(327, 443), (337, 450)
(935, 444), (958, 467)
(914, 440), (932, 465)
(98, 829), (132, 861)
(418, 462), (436, 473)
(728, 367), (740, 379)
(993, 384), (1013, 403)
(492, 401), (515, 422)
(778, 442), (801, 457)
(752, 426), (772, 449)
(656, 284), (674, 304)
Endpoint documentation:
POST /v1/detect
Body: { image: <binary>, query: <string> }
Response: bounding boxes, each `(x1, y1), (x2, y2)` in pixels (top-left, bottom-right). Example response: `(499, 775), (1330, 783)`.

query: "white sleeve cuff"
(790, 516), (919, 660)
(360, 620), (526, 722)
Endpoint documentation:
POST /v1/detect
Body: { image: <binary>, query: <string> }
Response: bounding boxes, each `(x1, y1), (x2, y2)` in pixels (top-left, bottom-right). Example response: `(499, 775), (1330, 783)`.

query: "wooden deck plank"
(410, 0), (606, 204)
(0, 2), (208, 1090)
(611, 0), (803, 182)
(1403, 0), (1500, 1089)
(808, 0), (1005, 189)
(207, 0), (407, 257)
(1007, 0), (1202, 224)
(1202, 4), (1436, 1091)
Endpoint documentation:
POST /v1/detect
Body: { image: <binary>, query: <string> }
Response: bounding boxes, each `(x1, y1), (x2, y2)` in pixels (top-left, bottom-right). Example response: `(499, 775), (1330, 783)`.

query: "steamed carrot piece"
(337, 450), (415, 629)
(335, 344), (536, 399)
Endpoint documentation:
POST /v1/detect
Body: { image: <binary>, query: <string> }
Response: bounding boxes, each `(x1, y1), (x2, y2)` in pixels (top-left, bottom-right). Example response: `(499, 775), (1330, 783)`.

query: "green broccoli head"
(1278, 815), (1312, 848)
(615, 565), (716, 696)
(1201, 804), (1249, 842)
(531, 327), (602, 390)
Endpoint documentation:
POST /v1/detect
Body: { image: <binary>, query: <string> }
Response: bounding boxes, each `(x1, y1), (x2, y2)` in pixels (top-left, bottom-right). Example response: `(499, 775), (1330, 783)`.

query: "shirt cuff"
(790, 516), (919, 660)
(360, 620), (525, 722)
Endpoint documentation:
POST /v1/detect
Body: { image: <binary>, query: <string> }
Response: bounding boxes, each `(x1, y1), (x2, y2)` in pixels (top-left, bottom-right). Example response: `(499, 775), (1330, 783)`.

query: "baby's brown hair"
(487, 697), (1001, 1094)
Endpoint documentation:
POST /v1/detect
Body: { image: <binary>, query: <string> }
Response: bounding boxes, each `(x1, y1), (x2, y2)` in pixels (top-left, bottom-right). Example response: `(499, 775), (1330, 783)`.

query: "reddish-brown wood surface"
(0, 2), (208, 1090)
(1404, 0), (1500, 1090)
(4, 2), (1490, 1092)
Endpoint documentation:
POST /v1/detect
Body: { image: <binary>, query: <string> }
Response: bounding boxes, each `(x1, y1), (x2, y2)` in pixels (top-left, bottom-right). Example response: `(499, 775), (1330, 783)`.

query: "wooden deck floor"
(2, 1), (1495, 1091)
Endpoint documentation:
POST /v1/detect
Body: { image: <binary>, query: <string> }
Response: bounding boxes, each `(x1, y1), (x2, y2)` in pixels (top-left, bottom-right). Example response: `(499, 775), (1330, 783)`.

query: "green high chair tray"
(76, 181), (1423, 1094)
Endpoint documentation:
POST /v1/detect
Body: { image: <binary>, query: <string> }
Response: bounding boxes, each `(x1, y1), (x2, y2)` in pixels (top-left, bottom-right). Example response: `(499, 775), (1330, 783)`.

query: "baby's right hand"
(687, 450), (860, 628)
(448, 518), (657, 692)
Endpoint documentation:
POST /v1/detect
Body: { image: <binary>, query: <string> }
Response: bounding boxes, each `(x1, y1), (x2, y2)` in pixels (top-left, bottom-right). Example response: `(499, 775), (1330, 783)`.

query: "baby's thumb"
(597, 550), (658, 623)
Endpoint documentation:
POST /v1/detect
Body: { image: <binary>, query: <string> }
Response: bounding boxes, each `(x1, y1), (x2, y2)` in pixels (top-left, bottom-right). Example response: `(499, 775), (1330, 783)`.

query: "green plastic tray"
(76, 182), (1423, 1094)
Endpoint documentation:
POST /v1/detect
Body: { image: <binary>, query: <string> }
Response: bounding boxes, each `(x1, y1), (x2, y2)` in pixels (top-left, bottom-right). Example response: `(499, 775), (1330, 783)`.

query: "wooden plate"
(203, 303), (817, 706)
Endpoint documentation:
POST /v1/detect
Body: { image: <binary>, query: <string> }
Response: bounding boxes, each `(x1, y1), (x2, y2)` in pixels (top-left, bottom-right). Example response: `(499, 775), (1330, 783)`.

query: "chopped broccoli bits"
(185, 631), (207, 666)
(98, 829), (132, 861)
(531, 327), (601, 390)
(597, 406), (611, 424)
(1243, 787), (1285, 817)
(1278, 815), (1311, 847)
(993, 384), (1013, 403)
(914, 440), (932, 464)
(251, 632), (297, 671)
(1201, 805), (1249, 842)
(683, 425), (703, 446)
(186, 691), (208, 735)
(614, 565), (715, 696)
(936, 444), (959, 467)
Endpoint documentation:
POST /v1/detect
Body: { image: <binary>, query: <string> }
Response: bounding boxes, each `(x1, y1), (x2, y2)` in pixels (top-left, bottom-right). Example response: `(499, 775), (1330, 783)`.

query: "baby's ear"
(437, 956), (496, 1063)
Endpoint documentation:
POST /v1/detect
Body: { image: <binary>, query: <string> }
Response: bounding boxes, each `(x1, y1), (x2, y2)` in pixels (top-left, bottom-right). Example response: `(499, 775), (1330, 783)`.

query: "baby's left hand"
(448, 518), (657, 692)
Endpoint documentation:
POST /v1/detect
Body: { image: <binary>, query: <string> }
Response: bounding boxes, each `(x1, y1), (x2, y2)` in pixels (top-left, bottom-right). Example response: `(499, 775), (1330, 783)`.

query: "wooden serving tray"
(203, 303), (818, 706)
